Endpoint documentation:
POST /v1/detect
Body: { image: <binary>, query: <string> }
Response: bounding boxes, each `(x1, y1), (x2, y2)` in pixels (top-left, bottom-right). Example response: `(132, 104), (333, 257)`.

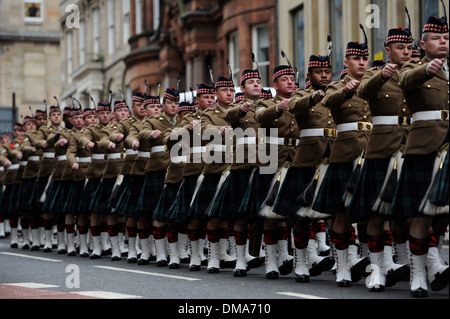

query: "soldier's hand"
(3, 160), (12, 168)
(381, 63), (397, 79)
(31, 147), (36, 153)
(188, 120), (199, 131)
(151, 130), (162, 139)
(42, 141), (48, 149)
(86, 142), (95, 151)
(239, 102), (252, 114)
(108, 142), (117, 150)
(427, 58), (445, 75)
(59, 139), (68, 147)
(220, 126), (233, 136)
(115, 134), (124, 142)
(17, 153), (23, 160)
(311, 90), (325, 103)
(277, 99), (290, 112)
(72, 163), (79, 171)
(343, 80), (360, 95)
(132, 141), (140, 151)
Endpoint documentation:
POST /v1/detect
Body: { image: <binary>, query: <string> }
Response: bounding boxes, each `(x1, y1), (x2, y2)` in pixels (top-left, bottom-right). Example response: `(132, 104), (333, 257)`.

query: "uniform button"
(427, 85), (431, 88)
(245, 120), (248, 123)
(291, 121), (295, 125)
(311, 108), (315, 112)
(385, 94), (389, 98)
(329, 114), (332, 118)
(290, 129), (295, 132)
(328, 121), (331, 125)
(403, 100), (406, 103)
(363, 116), (367, 120)
(403, 108), (406, 112)
(364, 101), (368, 104)
(275, 119), (278, 122)
(348, 104), (352, 107)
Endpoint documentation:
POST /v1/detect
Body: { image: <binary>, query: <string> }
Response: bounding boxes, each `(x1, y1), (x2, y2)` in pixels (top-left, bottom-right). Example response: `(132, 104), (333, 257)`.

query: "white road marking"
(94, 265), (202, 281)
(276, 292), (329, 299)
(71, 291), (142, 299)
(0, 252), (63, 262)
(3, 283), (60, 289)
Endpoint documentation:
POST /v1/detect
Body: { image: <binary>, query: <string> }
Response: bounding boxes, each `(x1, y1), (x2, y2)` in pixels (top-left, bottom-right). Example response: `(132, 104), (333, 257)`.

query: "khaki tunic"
(110, 116), (140, 176)
(20, 130), (41, 180)
(66, 128), (92, 182)
(99, 123), (125, 179)
(52, 128), (73, 181)
(79, 124), (107, 179)
(35, 125), (60, 178)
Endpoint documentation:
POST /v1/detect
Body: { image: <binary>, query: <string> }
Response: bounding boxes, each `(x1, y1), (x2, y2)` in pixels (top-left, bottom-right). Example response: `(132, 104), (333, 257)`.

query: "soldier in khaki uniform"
(32, 103), (63, 252)
(392, 14), (449, 297)
(89, 99), (130, 260)
(138, 88), (180, 266)
(254, 65), (298, 279)
(350, 27), (414, 291)
(79, 100), (110, 259)
(312, 33), (372, 287)
(209, 69), (263, 277)
(64, 105), (98, 257)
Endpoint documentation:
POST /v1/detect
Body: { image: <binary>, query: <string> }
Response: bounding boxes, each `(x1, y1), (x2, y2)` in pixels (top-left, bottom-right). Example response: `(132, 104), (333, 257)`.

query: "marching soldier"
(311, 28), (372, 287)
(350, 27), (414, 291)
(139, 87), (180, 266)
(255, 65), (299, 279)
(393, 13), (449, 297)
(79, 99), (110, 259)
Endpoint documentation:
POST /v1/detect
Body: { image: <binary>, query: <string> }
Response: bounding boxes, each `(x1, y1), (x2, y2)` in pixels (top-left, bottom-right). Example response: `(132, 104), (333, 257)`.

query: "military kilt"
(110, 175), (131, 213)
(16, 178), (36, 212)
(189, 174), (222, 220)
(78, 177), (102, 214)
(154, 181), (183, 223)
(137, 171), (166, 217)
(8, 183), (21, 217)
(64, 180), (85, 215)
(115, 175), (146, 219)
(237, 169), (274, 221)
(164, 174), (202, 222)
(312, 162), (354, 216)
(89, 177), (116, 215)
(346, 158), (390, 221)
(42, 180), (60, 214)
(47, 180), (72, 215)
(0, 185), (14, 218)
(430, 150), (449, 207)
(390, 153), (436, 217)
(272, 166), (316, 220)
(29, 175), (51, 212)
(208, 167), (255, 221)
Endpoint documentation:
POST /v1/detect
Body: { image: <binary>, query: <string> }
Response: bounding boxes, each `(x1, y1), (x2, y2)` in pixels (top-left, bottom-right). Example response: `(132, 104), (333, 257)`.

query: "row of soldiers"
(1, 12), (449, 298)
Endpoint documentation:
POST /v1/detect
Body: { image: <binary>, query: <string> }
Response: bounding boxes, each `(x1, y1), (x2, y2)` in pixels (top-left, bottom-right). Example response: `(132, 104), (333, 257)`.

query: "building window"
(292, 5), (305, 88)
(329, 0), (344, 80)
(371, 0), (388, 61)
(252, 24), (270, 87)
(79, 20), (86, 65)
(24, 0), (43, 23)
(228, 31), (240, 83)
(108, 0), (115, 55)
(92, 8), (100, 58)
(123, 0), (131, 43)
(135, 0), (142, 34)
(153, 0), (160, 31)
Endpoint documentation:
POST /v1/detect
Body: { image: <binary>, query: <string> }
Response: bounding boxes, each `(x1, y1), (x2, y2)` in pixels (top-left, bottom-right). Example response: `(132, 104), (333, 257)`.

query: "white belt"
(0, 167), (3, 172)
(77, 157), (92, 163)
(236, 137), (257, 146)
(171, 156), (188, 163)
(412, 110), (449, 123)
(372, 116), (400, 126)
(266, 137), (285, 145)
(151, 146), (166, 153)
(126, 149), (139, 156)
(92, 154), (105, 161)
(190, 146), (206, 154)
(7, 164), (20, 171)
(20, 161), (28, 167)
(337, 122), (372, 134)
(207, 144), (227, 152)
(57, 155), (67, 162)
(28, 156), (40, 162)
(43, 152), (55, 159)
(107, 153), (122, 160)
(138, 151), (151, 159)
(300, 128), (337, 138)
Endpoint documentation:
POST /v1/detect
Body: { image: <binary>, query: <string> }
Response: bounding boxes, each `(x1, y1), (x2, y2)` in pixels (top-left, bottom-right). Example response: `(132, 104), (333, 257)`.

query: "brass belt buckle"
(442, 110), (449, 121)
(358, 122), (372, 132)
(324, 128), (336, 138)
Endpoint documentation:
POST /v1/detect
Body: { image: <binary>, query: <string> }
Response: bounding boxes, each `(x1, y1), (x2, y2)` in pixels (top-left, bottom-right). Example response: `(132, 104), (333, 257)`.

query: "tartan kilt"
(49, 180), (73, 215)
(430, 151), (449, 206)
(16, 178), (36, 212)
(137, 171), (166, 217)
(189, 174), (222, 220)
(154, 182), (183, 223)
(237, 169), (274, 221)
(110, 175), (131, 212)
(347, 158), (391, 220)
(89, 177), (116, 215)
(8, 183), (21, 216)
(0, 185), (14, 218)
(273, 166), (316, 220)
(165, 175), (200, 222)
(64, 180), (85, 215)
(42, 180), (60, 214)
(78, 177), (102, 214)
(312, 162), (354, 216)
(115, 175), (146, 219)
(208, 168), (255, 221)
(29, 175), (50, 212)
(391, 153), (436, 217)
